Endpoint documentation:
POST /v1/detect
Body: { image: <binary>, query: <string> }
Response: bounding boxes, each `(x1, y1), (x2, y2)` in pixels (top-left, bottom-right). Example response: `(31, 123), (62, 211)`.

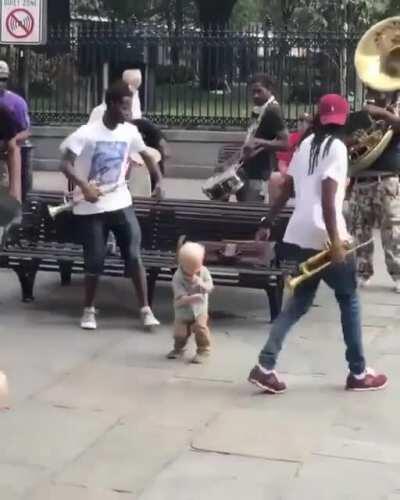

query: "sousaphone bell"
(350, 16), (400, 174)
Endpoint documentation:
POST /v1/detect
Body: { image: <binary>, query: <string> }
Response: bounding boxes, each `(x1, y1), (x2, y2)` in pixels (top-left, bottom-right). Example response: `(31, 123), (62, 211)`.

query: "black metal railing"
(0, 22), (363, 129)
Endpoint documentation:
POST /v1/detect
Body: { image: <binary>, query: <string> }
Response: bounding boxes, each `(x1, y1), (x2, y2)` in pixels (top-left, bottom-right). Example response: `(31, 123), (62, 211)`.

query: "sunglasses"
(0, 77), (8, 82)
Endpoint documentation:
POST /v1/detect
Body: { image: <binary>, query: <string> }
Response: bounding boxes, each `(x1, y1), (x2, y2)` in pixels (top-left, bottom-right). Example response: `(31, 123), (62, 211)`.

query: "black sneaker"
(248, 365), (287, 394)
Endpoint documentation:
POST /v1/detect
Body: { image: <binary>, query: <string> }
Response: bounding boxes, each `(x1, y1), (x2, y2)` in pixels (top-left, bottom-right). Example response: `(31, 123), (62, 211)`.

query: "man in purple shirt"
(0, 61), (30, 203)
(0, 105), (23, 202)
(0, 61), (30, 139)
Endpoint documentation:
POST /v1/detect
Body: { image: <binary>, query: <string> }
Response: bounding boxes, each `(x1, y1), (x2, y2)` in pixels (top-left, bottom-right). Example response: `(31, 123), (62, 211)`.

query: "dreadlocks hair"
(304, 115), (347, 175)
(105, 80), (133, 108)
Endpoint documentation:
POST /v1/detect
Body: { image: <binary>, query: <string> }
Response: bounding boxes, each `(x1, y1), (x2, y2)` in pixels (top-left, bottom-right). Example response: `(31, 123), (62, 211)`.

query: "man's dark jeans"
(259, 245), (366, 375)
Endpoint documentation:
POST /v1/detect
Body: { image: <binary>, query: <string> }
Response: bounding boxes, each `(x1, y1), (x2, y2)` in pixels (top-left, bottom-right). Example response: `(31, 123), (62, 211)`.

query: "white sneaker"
(140, 307), (160, 330)
(359, 277), (371, 288)
(394, 281), (400, 294)
(80, 307), (97, 331)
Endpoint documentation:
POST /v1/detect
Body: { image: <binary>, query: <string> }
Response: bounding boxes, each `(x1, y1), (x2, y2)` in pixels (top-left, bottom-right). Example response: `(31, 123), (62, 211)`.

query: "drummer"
(237, 74), (289, 202)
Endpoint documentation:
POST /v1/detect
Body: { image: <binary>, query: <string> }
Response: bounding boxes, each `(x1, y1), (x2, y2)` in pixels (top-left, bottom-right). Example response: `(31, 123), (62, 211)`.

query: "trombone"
(286, 238), (373, 293)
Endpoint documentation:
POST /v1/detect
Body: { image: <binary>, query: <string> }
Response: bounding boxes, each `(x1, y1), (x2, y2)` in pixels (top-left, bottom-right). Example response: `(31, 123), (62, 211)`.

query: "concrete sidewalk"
(0, 172), (399, 499)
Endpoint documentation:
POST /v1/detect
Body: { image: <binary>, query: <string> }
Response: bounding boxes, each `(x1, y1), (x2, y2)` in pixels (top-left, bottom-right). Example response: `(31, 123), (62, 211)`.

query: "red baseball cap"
(319, 94), (349, 125)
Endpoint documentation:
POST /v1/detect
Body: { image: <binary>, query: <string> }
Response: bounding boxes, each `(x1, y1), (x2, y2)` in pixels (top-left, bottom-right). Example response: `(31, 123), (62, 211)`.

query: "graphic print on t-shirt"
(88, 141), (127, 186)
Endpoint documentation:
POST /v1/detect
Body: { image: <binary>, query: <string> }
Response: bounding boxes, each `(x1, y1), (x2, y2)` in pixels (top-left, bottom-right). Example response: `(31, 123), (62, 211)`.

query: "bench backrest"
(3, 194), (291, 259)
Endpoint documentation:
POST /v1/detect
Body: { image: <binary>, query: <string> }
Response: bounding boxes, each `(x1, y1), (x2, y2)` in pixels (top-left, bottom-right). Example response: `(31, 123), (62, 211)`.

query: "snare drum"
(202, 164), (244, 201)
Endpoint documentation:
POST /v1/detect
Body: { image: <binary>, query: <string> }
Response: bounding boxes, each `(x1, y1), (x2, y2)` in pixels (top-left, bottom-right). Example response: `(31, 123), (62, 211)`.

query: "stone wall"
(31, 126), (245, 179)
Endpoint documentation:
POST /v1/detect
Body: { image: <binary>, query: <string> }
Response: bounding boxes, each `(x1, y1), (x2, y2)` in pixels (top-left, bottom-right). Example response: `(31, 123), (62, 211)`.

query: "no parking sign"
(1, 0), (47, 45)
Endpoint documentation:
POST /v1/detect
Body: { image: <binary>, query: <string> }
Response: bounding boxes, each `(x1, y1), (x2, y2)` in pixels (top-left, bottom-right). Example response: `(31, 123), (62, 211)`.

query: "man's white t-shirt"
(60, 120), (146, 215)
(283, 134), (350, 250)
(88, 93), (142, 124)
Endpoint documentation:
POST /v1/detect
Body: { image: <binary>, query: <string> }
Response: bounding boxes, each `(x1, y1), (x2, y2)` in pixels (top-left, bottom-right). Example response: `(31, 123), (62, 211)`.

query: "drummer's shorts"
(77, 206), (142, 276)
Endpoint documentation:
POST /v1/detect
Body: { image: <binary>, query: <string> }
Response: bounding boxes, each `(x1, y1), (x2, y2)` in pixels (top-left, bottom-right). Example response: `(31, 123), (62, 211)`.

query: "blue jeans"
(259, 246), (366, 375)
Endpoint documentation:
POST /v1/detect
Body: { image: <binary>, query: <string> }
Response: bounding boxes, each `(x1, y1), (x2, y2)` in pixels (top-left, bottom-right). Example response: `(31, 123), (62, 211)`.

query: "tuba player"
(348, 88), (400, 292)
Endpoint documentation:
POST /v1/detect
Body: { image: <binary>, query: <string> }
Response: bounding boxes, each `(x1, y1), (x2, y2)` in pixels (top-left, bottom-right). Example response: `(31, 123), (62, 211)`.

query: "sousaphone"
(350, 16), (400, 174)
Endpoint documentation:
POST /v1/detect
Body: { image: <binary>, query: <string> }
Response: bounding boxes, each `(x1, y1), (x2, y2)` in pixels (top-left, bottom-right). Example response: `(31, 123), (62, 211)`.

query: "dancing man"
(60, 81), (163, 331)
(249, 94), (387, 394)
(348, 88), (400, 292)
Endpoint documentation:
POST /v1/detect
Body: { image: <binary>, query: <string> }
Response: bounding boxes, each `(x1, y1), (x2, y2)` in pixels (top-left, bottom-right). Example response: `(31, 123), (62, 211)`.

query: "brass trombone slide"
(286, 238), (374, 293)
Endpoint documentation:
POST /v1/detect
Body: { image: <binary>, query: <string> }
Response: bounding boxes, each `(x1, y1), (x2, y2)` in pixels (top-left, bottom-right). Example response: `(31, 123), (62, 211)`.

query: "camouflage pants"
(348, 176), (400, 280)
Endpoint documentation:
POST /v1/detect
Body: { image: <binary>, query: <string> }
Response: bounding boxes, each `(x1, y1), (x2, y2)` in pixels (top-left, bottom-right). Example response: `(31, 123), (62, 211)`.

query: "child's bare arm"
(195, 268), (214, 294)
(175, 294), (203, 306)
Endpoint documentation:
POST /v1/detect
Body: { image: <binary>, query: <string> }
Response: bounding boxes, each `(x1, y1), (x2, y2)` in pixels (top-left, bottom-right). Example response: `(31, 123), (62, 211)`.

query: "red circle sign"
(6, 9), (34, 39)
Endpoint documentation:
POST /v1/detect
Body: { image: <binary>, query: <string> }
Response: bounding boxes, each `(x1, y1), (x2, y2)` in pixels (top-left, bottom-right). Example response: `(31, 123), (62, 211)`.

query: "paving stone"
(137, 450), (298, 500)
(192, 404), (336, 463)
(0, 463), (47, 500)
(57, 421), (190, 496)
(27, 482), (135, 500)
(286, 456), (400, 500)
(0, 400), (117, 469)
(315, 384), (399, 464)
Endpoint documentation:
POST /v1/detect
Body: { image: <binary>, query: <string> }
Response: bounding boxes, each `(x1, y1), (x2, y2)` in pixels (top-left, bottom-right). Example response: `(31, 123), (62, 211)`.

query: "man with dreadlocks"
(248, 94), (387, 394)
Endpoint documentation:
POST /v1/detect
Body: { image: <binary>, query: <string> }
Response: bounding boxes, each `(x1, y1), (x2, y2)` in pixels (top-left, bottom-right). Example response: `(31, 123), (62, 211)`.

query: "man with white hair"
(88, 69), (142, 124)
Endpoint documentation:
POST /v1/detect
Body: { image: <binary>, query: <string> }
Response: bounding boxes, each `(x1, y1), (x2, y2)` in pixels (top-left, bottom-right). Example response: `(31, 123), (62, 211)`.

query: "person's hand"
(81, 183), (102, 203)
(330, 241), (346, 264)
(193, 276), (208, 292)
(187, 293), (203, 303)
(255, 227), (271, 241)
(152, 182), (164, 201)
(242, 140), (262, 161)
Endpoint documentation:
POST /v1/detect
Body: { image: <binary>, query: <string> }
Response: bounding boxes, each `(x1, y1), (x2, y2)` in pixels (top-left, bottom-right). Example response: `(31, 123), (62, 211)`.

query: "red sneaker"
(346, 368), (388, 392)
(248, 365), (287, 394)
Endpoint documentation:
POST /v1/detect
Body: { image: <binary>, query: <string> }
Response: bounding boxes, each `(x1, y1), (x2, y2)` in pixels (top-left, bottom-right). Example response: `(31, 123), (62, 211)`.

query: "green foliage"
(155, 64), (196, 84)
(231, 0), (265, 27)
(75, 0), (397, 28)
(261, 0), (398, 32)
(101, 0), (154, 20)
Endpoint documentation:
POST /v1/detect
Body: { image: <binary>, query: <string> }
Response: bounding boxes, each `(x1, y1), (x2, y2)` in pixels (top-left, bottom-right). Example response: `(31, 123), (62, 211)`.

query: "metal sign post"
(0, 0), (47, 45)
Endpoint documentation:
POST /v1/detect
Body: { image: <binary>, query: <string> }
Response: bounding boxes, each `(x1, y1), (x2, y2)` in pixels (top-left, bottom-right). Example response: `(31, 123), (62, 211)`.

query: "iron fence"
(0, 22), (364, 129)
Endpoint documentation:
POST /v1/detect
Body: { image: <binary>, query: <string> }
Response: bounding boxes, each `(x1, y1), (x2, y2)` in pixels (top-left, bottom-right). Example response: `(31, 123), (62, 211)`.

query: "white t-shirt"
(87, 92), (142, 124)
(283, 134), (350, 250)
(60, 120), (146, 215)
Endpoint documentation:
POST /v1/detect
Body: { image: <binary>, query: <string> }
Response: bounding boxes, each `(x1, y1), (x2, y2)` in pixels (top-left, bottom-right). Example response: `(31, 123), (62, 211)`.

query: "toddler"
(167, 242), (214, 364)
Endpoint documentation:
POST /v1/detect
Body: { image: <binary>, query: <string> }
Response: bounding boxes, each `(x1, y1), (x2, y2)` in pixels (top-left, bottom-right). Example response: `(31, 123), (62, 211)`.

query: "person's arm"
(252, 129), (289, 152)
(243, 106), (289, 160)
(195, 268), (214, 294)
(6, 137), (22, 202)
(159, 137), (171, 160)
(175, 294), (203, 306)
(364, 104), (400, 130)
(173, 273), (200, 306)
(140, 149), (164, 200)
(256, 175), (294, 240)
(60, 149), (101, 203)
(13, 98), (31, 143)
(322, 178), (345, 263)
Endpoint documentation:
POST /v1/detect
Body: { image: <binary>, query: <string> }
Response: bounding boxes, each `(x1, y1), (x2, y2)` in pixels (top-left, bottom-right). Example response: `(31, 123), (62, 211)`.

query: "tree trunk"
(195, 0), (238, 90)
(171, 0), (184, 66)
